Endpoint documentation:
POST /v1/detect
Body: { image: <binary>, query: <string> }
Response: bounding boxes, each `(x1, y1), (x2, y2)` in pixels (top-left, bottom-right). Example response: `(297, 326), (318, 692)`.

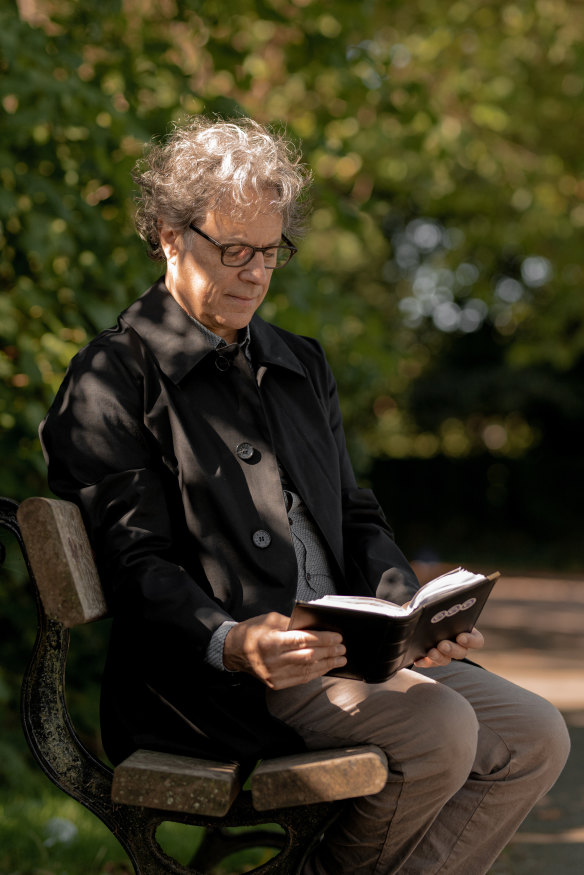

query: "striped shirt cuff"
(204, 620), (238, 671)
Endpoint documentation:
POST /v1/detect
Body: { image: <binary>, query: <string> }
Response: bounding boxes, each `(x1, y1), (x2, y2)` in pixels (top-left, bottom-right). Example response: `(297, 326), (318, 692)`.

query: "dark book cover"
(289, 570), (500, 683)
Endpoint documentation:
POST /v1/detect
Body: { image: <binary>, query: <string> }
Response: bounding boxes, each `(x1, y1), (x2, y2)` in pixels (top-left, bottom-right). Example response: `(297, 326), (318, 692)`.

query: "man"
(41, 116), (569, 873)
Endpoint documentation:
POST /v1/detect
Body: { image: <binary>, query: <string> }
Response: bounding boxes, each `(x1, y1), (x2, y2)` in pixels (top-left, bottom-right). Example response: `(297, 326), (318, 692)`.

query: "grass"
(0, 781), (131, 874)
(0, 752), (282, 875)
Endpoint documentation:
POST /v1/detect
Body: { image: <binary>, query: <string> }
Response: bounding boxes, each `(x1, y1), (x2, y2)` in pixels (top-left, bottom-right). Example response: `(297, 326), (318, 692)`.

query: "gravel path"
(463, 573), (584, 875)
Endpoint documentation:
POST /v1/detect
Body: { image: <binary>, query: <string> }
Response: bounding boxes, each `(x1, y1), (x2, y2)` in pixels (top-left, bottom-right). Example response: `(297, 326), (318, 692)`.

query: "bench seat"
(112, 744), (388, 816)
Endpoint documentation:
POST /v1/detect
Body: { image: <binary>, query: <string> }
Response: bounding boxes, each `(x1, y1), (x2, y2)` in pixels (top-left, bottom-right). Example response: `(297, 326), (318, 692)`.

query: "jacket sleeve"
(39, 341), (233, 661)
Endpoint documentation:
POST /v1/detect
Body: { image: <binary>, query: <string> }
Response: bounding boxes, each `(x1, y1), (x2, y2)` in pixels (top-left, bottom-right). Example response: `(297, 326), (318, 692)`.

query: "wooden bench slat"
(251, 744), (388, 811)
(17, 496), (107, 627)
(112, 749), (242, 818)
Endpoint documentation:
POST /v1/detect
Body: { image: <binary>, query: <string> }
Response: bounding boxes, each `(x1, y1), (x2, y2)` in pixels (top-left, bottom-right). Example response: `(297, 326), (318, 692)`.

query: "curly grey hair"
(133, 116), (312, 261)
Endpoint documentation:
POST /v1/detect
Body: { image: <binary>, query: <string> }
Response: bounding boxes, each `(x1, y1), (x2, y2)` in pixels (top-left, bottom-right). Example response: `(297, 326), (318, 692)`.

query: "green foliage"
(0, 773), (131, 873)
(3, 0), (584, 493)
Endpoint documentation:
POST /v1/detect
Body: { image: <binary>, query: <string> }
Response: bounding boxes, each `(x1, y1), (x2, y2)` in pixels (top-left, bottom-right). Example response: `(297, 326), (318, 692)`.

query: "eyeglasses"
(189, 223), (297, 269)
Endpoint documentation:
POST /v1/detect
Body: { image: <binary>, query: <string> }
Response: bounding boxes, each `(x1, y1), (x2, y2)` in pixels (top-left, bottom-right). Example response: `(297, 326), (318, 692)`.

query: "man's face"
(161, 205), (283, 343)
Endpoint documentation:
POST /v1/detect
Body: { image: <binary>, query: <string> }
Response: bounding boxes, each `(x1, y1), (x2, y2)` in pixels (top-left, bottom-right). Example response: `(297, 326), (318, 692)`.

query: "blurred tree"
(2, 0), (584, 492)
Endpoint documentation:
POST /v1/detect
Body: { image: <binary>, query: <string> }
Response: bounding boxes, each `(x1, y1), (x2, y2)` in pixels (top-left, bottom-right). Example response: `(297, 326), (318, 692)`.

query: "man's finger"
(273, 643), (346, 664)
(456, 628), (484, 650)
(267, 653), (348, 689)
(278, 629), (344, 652)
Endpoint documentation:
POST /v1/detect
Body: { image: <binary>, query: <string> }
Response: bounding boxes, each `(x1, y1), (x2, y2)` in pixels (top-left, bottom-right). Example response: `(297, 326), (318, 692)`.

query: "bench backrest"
(17, 497), (107, 627)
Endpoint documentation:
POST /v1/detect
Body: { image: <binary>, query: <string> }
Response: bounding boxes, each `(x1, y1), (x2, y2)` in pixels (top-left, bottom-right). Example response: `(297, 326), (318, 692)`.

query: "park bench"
(0, 495), (388, 874)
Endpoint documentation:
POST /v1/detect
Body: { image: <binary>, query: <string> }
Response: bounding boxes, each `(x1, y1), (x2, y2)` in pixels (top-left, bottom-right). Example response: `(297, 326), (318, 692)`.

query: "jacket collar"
(121, 279), (306, 383)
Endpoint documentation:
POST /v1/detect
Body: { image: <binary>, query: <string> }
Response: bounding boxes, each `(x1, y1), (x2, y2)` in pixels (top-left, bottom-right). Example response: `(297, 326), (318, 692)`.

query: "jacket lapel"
(120, 279), (215, 383)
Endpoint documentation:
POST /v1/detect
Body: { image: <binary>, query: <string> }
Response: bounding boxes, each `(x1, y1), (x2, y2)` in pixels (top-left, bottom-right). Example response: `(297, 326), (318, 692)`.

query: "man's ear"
(158, 222), (179, 261)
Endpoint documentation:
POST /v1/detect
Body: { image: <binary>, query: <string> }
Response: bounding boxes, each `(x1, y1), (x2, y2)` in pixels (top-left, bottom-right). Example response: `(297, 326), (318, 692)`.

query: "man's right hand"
(223, 612), (347, 689)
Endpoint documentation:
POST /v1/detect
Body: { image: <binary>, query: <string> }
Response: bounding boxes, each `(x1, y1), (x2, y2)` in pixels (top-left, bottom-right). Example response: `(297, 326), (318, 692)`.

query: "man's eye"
(224, 245), (253, 264)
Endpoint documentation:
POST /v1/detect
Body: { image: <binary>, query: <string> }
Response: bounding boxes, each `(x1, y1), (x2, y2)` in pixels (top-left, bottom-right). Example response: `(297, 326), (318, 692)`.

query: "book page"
(408, 568), (487, 611)
(298, 568), (495, 618)
(300, 594), (408, 617)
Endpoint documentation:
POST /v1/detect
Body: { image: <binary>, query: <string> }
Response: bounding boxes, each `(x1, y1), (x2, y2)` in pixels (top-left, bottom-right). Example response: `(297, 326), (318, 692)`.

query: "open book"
(289, 568), (500, 683)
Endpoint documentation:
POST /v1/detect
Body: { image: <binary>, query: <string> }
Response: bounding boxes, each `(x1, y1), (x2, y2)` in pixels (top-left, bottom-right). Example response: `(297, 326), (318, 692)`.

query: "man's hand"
(413, 627), (485, 669)
(223, 612), (347, 690)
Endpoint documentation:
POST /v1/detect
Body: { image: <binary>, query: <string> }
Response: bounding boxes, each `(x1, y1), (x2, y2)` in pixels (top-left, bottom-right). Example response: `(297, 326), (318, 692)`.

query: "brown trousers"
(266, 660), (570, 874)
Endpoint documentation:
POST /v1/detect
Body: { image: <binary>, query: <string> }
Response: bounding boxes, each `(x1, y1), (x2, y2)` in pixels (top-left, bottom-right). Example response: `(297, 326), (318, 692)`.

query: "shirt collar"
(120, 278), (305, 383)
(188, 312), (252, 358)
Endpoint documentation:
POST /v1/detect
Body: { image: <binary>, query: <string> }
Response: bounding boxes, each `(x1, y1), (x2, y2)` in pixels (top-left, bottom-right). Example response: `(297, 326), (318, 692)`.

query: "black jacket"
(41, 279), (418, 769)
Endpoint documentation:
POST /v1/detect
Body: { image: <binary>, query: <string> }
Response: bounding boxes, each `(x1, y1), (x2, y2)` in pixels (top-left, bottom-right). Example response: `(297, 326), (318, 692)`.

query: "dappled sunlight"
(511, 827), (584, 844)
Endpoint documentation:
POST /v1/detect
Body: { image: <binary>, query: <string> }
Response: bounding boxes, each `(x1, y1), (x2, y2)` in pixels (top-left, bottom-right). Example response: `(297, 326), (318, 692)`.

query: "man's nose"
(241, 251), (269, 281)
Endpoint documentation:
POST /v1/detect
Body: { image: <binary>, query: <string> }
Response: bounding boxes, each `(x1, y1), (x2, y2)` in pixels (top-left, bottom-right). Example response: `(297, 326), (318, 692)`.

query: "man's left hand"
(413, 627), (484, 668)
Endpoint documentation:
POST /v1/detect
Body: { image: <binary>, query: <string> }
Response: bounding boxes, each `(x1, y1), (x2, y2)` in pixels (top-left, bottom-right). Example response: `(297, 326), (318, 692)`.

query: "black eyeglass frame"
(188, 223), (298, 269)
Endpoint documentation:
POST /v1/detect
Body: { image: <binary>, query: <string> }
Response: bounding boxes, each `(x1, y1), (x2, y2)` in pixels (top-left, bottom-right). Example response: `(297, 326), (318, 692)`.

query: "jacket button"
(215, 355), (231, 372)
(252, 529), (271, 549)
(236, 442), (255, 461)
